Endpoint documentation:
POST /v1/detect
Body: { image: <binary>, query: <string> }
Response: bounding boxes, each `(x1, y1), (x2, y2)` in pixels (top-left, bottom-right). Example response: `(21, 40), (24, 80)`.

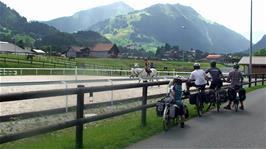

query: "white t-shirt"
(189, 69), (207, 85)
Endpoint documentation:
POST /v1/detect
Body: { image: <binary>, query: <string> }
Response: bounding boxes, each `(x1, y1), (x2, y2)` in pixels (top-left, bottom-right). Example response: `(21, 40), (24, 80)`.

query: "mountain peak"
(44, 2), (134, 33)
(90, 3), (249, 53)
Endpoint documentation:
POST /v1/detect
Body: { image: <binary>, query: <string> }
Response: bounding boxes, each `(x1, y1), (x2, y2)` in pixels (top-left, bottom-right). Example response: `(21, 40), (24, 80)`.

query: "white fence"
(0, 67), (192, 77)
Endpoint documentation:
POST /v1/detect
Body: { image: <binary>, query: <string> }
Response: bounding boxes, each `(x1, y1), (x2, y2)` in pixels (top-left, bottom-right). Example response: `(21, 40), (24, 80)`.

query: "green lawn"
(0, 54), (223, 71)
(1, 84), (265, 149)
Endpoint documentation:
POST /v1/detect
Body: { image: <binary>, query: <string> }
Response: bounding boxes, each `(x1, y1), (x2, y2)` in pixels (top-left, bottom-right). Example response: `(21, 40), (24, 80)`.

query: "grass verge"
(0, 84), (265, 149)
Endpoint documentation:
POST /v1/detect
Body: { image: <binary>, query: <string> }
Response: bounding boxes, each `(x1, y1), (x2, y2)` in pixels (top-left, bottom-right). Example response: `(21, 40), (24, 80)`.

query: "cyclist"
(205, 61), (224, 90)
(224, 63), (244, 110)
(186, 63), (208, 91)
(170, 77), (185, 125)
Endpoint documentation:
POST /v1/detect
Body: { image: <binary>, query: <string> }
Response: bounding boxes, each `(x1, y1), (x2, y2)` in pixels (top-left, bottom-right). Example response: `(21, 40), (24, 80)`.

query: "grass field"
(1, 84), (265, 149)
(0, 54), (224, 71)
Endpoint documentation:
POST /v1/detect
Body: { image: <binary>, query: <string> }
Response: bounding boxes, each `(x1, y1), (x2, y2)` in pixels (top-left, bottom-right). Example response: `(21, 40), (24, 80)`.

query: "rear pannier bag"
(156, 100), (165, 117)
(239, 88), (246, 101)
(169, 105), (177, 118)
(189, 93), (197, 105)
(206, 90), (215, 103)
(219, 89), (228, 102)
(198, 92), (207, 103)
(227, 88), (236, 101)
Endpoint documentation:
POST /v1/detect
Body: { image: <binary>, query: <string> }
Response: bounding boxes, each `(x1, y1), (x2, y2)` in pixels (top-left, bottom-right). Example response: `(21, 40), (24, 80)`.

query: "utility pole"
(249, 0), (253, 75)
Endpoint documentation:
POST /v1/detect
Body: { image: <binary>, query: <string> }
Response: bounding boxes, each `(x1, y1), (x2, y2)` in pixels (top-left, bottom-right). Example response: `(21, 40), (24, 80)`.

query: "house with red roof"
(90, 44), (119, 58)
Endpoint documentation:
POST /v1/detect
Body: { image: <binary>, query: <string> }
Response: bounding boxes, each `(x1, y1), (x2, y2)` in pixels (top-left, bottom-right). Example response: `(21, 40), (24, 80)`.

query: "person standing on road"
(224, 63), (244, 110)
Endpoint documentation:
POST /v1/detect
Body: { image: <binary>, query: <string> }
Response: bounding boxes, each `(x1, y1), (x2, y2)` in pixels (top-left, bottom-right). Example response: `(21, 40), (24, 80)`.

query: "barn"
(90, 44), (119, 58)
(66, 46), (90, 58)
(239, 56), (266, 74)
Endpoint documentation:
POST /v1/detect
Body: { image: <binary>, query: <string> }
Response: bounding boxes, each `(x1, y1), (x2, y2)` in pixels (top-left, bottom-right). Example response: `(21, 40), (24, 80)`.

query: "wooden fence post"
(76, 85), (84, 149)
(141, 81), (148, 127)
(262, 74), (265, 86)
(248, 75), (252, 88)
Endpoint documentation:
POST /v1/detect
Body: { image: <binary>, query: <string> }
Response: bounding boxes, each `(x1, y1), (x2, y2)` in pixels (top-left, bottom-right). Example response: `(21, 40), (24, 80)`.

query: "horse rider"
(144, 57), (151, 76)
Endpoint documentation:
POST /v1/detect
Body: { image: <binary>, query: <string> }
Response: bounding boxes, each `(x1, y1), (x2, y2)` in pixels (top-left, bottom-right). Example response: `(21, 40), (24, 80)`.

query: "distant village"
(0, 41), (119, 58)
(1, 41), (266, 74)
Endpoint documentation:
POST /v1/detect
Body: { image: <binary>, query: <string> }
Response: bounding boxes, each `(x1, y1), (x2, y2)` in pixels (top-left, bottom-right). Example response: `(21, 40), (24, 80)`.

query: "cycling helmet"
(193, 63), (200, 69)
(210, 61), (216, 67)
(173, 76), (183, 85)
(233, 63), (239, 69)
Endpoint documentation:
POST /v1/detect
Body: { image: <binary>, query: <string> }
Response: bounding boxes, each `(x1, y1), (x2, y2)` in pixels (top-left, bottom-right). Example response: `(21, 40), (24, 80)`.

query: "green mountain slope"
(253, 35), (266, 52)
(0, 1), (110, 52)
(90, 4), (249, 53)
(44, 2), (134, 33)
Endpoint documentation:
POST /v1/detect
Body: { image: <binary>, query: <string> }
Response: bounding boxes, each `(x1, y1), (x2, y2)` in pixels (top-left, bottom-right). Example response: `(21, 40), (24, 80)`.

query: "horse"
(130, 67), (159, 83)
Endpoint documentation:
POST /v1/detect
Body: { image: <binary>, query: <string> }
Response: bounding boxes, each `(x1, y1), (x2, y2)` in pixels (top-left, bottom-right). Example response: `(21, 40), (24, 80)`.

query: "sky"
(1, 0), (265, 43)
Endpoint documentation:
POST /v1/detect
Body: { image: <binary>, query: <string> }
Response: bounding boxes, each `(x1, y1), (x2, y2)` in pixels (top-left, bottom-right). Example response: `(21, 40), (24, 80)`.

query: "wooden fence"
(0, 73), (265, 148)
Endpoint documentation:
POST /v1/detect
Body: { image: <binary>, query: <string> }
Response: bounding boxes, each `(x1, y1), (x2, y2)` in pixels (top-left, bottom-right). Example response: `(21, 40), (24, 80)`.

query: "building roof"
(239, 56), (266, 65)
(206, 54), (223, 59)
(0, 41), (31, 53)
(32, 49), (46, 54)
(92, 44), (114, 52)
(69, 46), (83, 52)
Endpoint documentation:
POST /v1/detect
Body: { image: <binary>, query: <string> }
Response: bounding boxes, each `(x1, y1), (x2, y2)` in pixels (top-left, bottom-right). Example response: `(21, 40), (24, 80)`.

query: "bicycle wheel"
(163, 106), (170, 131)
(196, 94), (202, 117)
(234, 100), (239, 112)
(216, 92), (220, 112)
(180, 122), (185, 128)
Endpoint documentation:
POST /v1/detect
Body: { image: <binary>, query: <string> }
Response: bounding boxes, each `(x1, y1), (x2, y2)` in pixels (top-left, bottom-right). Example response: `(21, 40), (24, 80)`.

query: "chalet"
(0, 41), (31, 54)
(90, 44), (119, 58)
(239, 56), (266, 74)
(66, 46), (90, 58)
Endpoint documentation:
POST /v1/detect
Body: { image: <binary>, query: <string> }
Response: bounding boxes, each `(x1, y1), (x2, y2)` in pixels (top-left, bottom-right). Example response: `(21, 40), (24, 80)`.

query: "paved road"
(128, 88), (266, 149)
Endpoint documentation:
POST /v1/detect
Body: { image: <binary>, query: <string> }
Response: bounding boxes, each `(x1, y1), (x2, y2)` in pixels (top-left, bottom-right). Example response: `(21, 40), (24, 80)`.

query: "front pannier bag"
(189, 93), (197, 105)
(239, 88), (246, 101)
(156, 100), (165, 117)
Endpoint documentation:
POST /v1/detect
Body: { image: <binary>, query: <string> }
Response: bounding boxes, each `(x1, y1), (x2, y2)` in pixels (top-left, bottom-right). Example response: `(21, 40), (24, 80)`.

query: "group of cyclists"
(168, 60), (245, 117)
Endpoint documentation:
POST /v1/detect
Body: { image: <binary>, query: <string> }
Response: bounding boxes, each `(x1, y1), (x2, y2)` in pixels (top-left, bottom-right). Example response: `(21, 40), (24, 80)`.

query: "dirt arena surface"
(0, 75), (172, 116)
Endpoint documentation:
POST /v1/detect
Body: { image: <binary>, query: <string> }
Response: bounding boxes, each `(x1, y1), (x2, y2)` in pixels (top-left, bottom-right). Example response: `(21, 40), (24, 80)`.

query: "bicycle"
(207, 86), (222, 112)
(162, 96), (175, 131)
(162, 96), (187, 131)
(195, 86), (206, 117)
(232, 87), (240, 112)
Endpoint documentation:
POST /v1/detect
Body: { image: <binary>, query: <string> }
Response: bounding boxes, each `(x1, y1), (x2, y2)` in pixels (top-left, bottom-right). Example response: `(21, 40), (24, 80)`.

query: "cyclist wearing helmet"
(186, 63), (208, 91)
(144, 57), (151, 75)
(205, 61), (224, 90)
(170, 77), (185, 119)
(224, 63), (244, 110)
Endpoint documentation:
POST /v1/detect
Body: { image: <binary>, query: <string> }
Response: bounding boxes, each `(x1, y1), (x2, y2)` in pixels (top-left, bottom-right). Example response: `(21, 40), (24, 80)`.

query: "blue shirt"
(172, 84), (183, 105)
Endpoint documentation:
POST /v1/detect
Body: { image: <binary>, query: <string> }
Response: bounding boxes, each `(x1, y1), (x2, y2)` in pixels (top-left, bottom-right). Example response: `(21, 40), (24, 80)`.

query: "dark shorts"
(176, 103), (185, 115)
(210, 80), (223, 90)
